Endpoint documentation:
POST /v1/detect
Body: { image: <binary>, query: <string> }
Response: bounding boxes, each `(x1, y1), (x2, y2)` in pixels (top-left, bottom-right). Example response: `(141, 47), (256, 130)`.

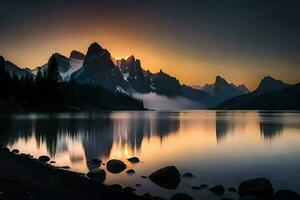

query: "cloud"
(133, 92), (205, 111)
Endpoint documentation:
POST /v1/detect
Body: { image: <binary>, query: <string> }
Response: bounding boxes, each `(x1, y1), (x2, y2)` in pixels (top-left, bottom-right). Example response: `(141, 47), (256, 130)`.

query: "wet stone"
(126, 169), (135, 175)
(106, 159), (127, 174)
(209, 185), (225, 195)
(127, 157), (140, 164)
(182, 172), (194, 178)
(38, 155), (50, 163)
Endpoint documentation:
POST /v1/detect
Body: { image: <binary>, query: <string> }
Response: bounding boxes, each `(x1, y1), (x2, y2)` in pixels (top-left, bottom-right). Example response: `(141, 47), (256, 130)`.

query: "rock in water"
(11, 149), (19, 154)
(38, 155), (50, 163)
(149, 166), (180, 189)
(273, 190), (300, 200)
(182, 172), (194, 178)
(87, 169), (106, 183)
(106, 159), (127, 174)
(126, 169), (135, 175)
(127, 157), (140, 163)
(210, 185), (225, 195)
(170, 193), (193, 200)
(239, 178), (274, 199)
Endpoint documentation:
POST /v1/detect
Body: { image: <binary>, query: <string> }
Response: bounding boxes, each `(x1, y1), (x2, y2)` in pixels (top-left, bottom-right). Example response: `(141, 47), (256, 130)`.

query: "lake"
(0, 111), (300, 199)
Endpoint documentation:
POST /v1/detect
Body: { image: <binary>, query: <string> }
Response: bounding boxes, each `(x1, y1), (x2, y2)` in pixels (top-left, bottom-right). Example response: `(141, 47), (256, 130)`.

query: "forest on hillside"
(0, 55), (144, 112)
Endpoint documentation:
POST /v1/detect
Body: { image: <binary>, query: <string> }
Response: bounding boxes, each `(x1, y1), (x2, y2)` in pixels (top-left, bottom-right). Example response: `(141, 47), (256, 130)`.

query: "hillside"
(218, 83), (300, 110)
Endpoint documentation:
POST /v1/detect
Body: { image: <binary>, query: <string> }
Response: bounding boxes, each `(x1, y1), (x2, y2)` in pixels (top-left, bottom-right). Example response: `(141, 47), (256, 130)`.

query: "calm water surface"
(1, 111), (300, 199)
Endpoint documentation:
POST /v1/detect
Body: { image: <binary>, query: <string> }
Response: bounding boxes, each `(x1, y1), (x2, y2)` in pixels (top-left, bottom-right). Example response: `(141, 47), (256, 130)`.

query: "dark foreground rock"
(0, 149), (154, 200)
(209, 185), (225, 195)
(273, 190), (300, 200)
(170, 193), (193, 200)
(11, 149), (19, 154)
(38, 155), (50, 162)
(182, 172), (194, 178)
(149, 166), (180, 189)
(126, 169), (135, 175)
(87, 169), (106, 183)
(239, 178), (274, 199)
(106, 159), (127, 174)
(128, 157), (140, 163)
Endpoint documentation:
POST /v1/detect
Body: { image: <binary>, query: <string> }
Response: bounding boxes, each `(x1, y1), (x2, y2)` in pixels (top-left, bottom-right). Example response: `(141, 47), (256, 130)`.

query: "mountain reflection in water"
(0, 112), (180, 162)
(1, 110), (300, 198)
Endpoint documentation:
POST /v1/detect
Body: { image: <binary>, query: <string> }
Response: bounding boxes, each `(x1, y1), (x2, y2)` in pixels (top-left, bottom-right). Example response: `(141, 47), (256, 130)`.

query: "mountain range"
(218, 76), (299, 110)
(1, 41), (299, 110)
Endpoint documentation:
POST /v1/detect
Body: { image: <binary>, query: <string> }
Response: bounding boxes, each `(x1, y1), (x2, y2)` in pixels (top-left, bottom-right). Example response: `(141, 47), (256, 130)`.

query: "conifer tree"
(36, 68), (43, 83)
(0, 56), (6, 79)
(47, 55), (61, 82)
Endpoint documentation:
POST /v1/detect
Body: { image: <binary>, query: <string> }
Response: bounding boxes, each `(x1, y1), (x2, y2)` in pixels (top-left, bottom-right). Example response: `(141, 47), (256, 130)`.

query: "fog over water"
(133, 92), (205, 110)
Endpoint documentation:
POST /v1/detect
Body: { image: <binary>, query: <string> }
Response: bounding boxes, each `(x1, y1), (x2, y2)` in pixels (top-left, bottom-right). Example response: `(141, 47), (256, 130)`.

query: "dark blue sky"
(0, 0), (299, 88)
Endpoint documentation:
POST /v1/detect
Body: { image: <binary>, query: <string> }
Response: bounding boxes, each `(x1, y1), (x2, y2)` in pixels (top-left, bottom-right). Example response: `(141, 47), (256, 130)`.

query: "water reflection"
(0, 112), (180, 162)
(215, 111), (236, 142)
(1, 111), (300, 198)
(258, 112), (283, 140)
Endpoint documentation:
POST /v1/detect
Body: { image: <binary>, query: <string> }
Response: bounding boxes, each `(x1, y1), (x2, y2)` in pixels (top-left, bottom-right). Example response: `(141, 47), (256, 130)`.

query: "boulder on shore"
(87, 169), (106, 183)
(239, 178), (273, 199)
(11, 149), (19, 154)
(273, 190), (300, 200)
(38, 155), (50, 163)
(170, 193), (193, 200)
(106, 159), (127, 174)
(209, 185), (225, 195)
(149, 166), (180, 189)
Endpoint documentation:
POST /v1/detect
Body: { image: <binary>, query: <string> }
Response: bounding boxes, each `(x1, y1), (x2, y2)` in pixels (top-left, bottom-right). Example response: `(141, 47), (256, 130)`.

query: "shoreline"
(1, 145), (300, 200)
(0, 146), (154, 200)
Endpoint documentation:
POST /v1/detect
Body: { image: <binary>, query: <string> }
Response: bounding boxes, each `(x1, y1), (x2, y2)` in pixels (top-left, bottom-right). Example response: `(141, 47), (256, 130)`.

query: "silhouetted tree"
(46, 55), (61, 82)
(0, 56), (9, 98)
(0, 56), (5, 78)
(36, 68), (43, 83)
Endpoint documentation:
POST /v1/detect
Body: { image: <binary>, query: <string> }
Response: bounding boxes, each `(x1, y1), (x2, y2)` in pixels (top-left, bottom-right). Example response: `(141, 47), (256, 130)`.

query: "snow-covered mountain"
(70, 42), (130, 92)
(2, 42), (254, 109)
(29, 51), (85, 81)
(1, 56), (34, 79)
(117, 55), (150, 93)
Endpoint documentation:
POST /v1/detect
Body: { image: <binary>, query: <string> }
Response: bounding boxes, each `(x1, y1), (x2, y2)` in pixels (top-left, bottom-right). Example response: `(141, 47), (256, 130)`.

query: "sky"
(0, 0), (299, 90)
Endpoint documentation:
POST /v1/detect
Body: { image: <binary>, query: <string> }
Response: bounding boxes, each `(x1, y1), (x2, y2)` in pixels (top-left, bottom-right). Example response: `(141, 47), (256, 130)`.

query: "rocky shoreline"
(0, 145), (300, 200)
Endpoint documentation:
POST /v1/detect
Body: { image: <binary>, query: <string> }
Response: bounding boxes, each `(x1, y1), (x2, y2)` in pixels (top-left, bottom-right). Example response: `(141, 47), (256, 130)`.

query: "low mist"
(133, 92), (205, 111)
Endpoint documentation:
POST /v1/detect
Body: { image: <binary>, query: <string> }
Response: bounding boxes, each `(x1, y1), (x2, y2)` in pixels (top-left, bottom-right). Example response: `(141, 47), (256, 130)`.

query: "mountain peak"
(254, 76), (290, 95)
(90, 42), (103, 50)
(126, 55), (135, 63)
(69, 50), (85, 60)
(215, 75), (228, 85)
